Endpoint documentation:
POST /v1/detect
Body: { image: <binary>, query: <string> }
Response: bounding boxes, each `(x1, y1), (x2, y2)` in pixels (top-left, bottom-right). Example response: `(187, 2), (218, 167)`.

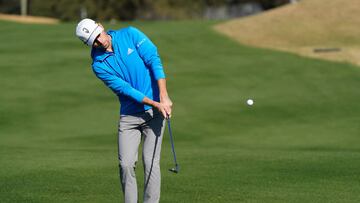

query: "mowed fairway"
(1, 20), (360, 202)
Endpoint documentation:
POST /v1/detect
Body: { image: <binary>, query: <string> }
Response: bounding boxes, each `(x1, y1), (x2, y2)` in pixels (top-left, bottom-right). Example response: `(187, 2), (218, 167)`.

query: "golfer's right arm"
(92, 66), (168, 117)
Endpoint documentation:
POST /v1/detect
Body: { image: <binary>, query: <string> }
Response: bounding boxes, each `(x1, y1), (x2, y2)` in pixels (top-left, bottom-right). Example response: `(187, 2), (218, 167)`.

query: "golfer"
(75, 19), (172, 203)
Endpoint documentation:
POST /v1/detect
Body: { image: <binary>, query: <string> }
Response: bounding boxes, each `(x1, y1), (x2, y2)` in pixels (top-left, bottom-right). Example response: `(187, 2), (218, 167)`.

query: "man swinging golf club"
(75, 18), (172, 203)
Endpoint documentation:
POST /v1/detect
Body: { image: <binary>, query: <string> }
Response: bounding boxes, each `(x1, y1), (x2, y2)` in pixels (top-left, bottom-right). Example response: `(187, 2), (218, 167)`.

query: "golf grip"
(167, 119), (178, 166)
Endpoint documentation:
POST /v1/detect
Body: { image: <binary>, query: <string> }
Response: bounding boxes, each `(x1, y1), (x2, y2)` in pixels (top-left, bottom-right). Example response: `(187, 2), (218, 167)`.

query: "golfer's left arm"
(130, 27), (173, 117)
(157, 78), (172, 117)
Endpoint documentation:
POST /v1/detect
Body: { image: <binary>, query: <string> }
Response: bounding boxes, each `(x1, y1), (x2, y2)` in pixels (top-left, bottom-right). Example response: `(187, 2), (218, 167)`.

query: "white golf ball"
(247, 99), (254, 106)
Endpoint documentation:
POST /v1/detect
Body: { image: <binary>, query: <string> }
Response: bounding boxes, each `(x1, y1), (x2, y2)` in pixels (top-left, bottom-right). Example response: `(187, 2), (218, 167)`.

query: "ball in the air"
(247, 99), (254, 106)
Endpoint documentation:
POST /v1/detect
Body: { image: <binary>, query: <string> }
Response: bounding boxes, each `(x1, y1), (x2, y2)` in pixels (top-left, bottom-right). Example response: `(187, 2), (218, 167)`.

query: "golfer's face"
(93, 31), (110, 49)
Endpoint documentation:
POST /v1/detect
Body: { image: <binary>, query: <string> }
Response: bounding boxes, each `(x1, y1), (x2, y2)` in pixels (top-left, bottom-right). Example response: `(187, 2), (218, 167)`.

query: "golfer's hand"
(160, 95), (173, 118)
(142, 96), (172, 119)
(154, 102), (169, 119)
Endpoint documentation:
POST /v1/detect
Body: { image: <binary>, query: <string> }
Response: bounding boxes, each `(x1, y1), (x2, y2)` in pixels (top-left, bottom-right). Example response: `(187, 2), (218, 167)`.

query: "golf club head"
(168, 165), (180, 173)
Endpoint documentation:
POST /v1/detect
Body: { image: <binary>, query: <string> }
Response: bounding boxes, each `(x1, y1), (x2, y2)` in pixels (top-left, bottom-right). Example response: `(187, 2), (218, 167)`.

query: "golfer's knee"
(119, 160), (136, 171)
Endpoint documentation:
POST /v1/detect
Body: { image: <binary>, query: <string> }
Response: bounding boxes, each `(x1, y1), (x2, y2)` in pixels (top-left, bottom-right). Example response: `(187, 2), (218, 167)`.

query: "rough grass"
(215, 0), (360, 66)
(1, 20), (360, 202)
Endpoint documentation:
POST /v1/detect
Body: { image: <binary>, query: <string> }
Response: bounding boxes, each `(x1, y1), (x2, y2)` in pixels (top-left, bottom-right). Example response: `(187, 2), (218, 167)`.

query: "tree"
(0, 0), (20, 14)
(1, 0), (292, 21)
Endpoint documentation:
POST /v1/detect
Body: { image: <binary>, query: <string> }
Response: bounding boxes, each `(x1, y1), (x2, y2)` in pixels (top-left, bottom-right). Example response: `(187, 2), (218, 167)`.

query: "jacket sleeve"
(92, 64), (145, 103)
(128, 27), (165, 80)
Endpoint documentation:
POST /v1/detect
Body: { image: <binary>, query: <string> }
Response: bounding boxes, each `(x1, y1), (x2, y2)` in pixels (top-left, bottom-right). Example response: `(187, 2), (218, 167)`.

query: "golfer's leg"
(142, 110), (165, 203)
(118, 115), (141, 203)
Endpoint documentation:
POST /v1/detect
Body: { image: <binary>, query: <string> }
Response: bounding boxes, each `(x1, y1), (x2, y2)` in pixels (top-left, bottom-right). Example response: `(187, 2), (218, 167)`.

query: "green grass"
(1, 20), (360, 202)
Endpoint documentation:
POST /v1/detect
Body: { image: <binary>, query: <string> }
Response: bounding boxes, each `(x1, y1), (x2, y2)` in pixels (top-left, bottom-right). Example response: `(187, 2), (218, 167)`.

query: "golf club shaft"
(167, 118), (178, 166)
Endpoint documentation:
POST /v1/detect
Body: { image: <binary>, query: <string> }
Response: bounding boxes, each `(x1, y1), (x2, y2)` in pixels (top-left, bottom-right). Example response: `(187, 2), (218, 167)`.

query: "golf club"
(167, 117), (179, 173)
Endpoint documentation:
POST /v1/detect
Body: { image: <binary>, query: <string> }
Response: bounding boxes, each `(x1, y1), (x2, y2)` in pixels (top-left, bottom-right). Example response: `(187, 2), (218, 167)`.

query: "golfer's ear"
(98, 23), (104, 29)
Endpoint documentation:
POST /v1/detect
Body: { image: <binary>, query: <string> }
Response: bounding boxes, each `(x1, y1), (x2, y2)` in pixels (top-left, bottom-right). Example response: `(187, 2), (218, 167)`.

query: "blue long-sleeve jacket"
(91, 26), (165, 115)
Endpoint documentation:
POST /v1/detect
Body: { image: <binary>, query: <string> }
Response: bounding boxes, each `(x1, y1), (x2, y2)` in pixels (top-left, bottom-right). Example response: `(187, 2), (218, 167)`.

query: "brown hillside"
(215, 0), (360, 66)
(0, 14), (59, 24)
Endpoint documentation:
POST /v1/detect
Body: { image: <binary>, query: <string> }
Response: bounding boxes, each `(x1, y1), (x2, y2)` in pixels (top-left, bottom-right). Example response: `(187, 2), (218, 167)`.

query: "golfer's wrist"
(150, 100), (161, 109)
(160, 91), (169, 99)
(143, 97), (156, 107)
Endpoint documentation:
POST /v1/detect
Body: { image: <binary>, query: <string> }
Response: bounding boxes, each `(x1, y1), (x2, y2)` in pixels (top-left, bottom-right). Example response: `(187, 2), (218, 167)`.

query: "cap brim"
(87, 25), (104, 46)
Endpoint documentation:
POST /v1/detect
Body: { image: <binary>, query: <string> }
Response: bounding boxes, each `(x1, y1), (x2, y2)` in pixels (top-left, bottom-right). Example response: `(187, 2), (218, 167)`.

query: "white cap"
(75, 18), (104, 46)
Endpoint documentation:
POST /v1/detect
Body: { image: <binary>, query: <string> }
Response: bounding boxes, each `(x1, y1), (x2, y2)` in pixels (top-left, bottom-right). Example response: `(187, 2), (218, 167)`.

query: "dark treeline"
(0, 0), (291, 21)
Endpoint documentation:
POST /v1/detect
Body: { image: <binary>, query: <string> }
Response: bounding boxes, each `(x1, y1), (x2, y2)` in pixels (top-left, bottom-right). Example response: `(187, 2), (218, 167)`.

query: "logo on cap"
(82, 28), (89, 34)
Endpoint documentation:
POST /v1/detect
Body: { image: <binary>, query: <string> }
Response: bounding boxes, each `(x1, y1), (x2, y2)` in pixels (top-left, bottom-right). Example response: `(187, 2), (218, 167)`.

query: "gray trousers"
(118, 108), (165, 203)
